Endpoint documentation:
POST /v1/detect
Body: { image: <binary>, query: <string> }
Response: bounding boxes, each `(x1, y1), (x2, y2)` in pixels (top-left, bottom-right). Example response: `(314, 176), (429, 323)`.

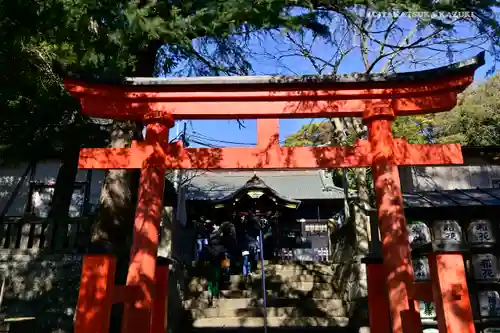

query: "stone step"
(188, 279), (341, 294)
(192, 262), (346, 275)
(258, 263), (336, 274)
(190, 304), (347, 319)
(190, 262), (365, 280)
(188, 287), (341, 299)
(192, 316), (350, 328)
(188, 272), (340, 286)
(189, 328), (360, 333)
(184, 297), (344, 311)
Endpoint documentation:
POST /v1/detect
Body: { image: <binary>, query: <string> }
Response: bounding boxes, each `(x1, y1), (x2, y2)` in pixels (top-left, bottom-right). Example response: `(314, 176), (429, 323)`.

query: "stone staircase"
(183, 262), (366, 332)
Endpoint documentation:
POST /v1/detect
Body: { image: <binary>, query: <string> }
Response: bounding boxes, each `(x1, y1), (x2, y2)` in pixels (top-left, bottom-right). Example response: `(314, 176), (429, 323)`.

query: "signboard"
(247, 190), (264, 198)
(433, 220), (462, 243)
(478, 290), (500, 317)
(472, 254), (499, 281)
(468, 220), (496, 245)
(419, 301), (436, 319)
(304, 223), (328, 233)
(290, 248), (329, 262)
(413, 257), (430, 281)
(408, 221), (431, 246)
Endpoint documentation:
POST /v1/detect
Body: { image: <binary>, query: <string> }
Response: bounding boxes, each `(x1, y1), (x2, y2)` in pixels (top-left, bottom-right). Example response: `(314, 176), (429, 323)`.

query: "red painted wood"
(151, 265), (169, 333)
(74, 255), (116, 333)
(78, 139), (463, 170)
(112, 285), (142, 304)
(369, 119), (422, 333)
(65, 75), (472, 100)
(366, 263), (391, 333)
(121, 123), (168, 333)
(429, 253), (476, 333)
(409, 282), (434, 302)
(74, 93), (459, 121)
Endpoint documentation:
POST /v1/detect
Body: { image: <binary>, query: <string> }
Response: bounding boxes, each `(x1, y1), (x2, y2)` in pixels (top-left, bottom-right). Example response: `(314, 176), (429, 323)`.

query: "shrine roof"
(403, 188), (500, 208)
(68, 52), (484, 89)
(181, 170), (345, 201)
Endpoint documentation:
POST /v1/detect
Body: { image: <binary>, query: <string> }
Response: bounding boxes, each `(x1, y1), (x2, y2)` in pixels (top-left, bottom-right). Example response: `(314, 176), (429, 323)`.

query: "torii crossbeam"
(65, 52), (484, 333)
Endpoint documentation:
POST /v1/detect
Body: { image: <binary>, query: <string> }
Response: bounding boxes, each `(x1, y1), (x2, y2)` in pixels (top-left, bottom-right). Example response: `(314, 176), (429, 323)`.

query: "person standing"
(238, 211), (261, 281)
(205, 220), (239, 306)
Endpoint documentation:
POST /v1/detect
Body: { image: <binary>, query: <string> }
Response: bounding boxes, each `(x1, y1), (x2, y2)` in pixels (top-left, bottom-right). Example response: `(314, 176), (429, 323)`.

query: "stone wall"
(0, 251), (82, 333)
(162, 209), (197, 333)
(330, 216), (369, 331)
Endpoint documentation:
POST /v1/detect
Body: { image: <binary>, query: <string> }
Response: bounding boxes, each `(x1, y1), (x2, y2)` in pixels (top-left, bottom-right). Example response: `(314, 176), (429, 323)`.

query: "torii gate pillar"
(364, 105), (421, 333)
(121, 113), (173, 333)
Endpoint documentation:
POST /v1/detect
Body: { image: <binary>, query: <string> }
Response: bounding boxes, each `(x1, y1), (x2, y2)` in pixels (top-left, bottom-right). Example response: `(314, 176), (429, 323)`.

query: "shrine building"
(179, 169), (346, 261)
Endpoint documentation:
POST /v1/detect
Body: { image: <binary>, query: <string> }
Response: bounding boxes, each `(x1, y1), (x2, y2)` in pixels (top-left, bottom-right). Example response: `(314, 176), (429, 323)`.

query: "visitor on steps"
(194, 218), (210, 263)
(205, 220), (239, 306)
(238, 211), (262, 281)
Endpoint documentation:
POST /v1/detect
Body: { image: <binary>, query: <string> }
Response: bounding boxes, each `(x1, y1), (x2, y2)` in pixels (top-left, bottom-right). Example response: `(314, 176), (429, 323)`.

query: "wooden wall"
(0, 160), (105, 218)
(400, 165), (500, 192)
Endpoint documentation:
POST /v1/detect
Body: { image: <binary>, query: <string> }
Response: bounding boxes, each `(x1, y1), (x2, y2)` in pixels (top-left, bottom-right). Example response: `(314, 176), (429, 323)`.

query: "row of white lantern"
(413, 254), (500, 281)
(419, 290), (500, 318)
(408, 219), (496, 246)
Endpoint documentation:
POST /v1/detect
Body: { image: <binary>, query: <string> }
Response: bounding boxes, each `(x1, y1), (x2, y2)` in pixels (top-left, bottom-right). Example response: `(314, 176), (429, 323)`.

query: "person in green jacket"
(205, 221), (239, 306)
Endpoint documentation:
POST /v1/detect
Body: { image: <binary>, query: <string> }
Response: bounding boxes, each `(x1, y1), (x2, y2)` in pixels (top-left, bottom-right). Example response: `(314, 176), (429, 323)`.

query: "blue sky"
(173, 17), (496, 148)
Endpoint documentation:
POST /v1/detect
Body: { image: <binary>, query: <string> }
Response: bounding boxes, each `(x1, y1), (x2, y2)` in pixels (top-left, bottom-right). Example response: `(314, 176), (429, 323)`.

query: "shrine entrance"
(210, 174), (304, 262)
(64, 52), (484, 333)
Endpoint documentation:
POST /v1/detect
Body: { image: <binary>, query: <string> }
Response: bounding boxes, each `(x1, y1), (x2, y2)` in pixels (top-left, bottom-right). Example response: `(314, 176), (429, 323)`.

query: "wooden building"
(181, 170), (346, 261)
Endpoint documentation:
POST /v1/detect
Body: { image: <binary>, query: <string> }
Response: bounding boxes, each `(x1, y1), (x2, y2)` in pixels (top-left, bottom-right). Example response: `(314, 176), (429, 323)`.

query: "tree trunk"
(93, 120), (143, 333)
(352, 167), (370, 258)
(90, 121), (142, 255)
(329, 117), (370, 258)
(48, 145), (81, 249)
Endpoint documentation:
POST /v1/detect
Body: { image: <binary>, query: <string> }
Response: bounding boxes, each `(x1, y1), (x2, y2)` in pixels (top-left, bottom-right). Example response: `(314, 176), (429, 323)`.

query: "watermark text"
(366, 10), (475, 19)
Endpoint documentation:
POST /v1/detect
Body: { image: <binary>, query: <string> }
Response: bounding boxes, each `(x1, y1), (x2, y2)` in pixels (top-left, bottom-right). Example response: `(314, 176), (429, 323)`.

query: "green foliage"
(0, 0), (334, 164)
(284, 122), (332, 146)
(392, 115), (434, 144)
(285, 74), (500, 156)
(285, 115), (432, 147)
(434, 74), (500, 146)
(1, 0), (499, 162)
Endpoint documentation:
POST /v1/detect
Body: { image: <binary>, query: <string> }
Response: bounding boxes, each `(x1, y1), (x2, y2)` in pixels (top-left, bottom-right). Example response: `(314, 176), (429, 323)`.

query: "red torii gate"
(64, 52), (484, 333)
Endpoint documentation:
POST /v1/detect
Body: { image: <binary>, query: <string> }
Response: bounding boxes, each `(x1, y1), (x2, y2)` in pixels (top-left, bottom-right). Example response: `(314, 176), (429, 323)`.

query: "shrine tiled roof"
(181, 170), (345, 201)
(403, 188), (500, 208)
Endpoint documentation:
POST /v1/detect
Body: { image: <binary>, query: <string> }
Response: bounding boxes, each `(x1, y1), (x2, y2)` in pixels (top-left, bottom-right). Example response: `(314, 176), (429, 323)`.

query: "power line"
(189, 139), (225, 148)
(191, 131), (288, 146)
(191, 131), (256, 145)
(169, 131), (183, 143)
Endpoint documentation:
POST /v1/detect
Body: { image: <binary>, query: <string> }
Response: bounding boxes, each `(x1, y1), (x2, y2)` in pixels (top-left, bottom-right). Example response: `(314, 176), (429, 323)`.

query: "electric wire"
(190, 131), (288, 146)
(191, 132), (256, 146)
(168, 131), (183, 143)
(189, 139), (224, 148)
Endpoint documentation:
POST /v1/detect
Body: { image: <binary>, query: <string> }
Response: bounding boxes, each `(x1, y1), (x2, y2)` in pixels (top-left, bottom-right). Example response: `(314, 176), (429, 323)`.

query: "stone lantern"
(407, 221), (432, 247)
(412, 257), (430, 281)
(432, 220), (462, 243)
(467, 220), (496, 245)
(478, 290), (500, 317)
(472, 254), (499, 281)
